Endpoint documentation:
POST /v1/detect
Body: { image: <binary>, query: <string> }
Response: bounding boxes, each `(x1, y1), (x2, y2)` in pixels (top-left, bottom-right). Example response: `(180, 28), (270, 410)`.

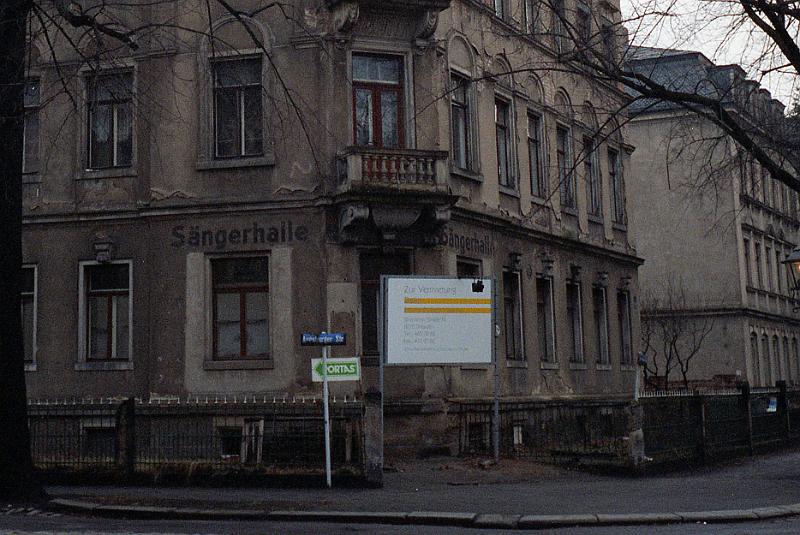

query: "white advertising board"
(384, 277), (493, 365)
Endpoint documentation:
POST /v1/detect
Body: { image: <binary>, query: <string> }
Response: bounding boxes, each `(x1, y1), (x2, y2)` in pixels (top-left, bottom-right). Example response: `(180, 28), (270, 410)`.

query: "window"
(784, 336), (791, 381)
(593, 286), (610, 365)
(601, 23), (615, 66)
(525, 0), (541, 35)
(352, 53), (404, 149)
(557, 126), (575, 209)
(761, 334), (771, 386)
(743, 238), (752, 286)
(495, 98), (514, 189)
(755, 242), (763, 288)
(576, 1), (592, 48)
(457, 257), (481, 278)
(617, 290), (632, 365)
(84, 263), (131, 361)
(609, 148), (625, 223)
(553, 0), (566, 53)
(750, 332), (760, 386)
(213, 58), (263, 158)
(21, 266), (36, 366)
(584, 137), (600, 216)
(494, 0), (509, 20)
(503, 271), (524, 360)
(793, 338), (799, 384)
(776, 249), (784, 294)
(450, 73), (471, 170)
(773, 336), (780, 383)
(360, 251), (411, 355)
(566, 280), (584, 363)
(212, 257), (269, 360)
(87, 72), (133, 169)
(537, 276), (556, 362)
(766, 245), (774, 291)
(23, 79), (40, 174)
(528, 113), (545, 197)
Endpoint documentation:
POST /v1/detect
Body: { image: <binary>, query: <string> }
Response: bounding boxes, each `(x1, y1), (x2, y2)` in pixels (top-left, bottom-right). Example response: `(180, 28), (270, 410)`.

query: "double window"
(87, 73), (133, 169)
(528, 113), (545, 197)
(212, 257), (270, 360)
(352, 54), (404, 149)
(23, 79), (40, 174)
(21, 266), (36, 366)
(537, 276), (556, 363)
(84, 263), (131, 361)
(557, 126), (575, 209)
(494, 0), (510, 21)
(495, 98), (514, 188)
(503, 271), (524, 360)
(450, 73), (472, 170)
(213, 58), (264, 158)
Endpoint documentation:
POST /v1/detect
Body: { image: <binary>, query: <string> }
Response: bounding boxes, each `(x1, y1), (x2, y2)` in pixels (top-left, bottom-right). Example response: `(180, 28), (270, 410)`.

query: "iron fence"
(28, 396), (364, 477)
(454, 400), (631, 463)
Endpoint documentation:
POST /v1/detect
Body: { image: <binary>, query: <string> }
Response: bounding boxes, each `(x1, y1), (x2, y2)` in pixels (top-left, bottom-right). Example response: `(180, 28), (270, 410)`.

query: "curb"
(47, 498), (800, 529)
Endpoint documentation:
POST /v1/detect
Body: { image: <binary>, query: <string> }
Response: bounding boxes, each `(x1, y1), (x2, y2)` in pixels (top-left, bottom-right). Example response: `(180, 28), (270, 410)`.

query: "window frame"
(450, 71), (475, 172)
(503, 270), (525, 361)
(609, 147), (625, 224)
(528, 111), (545, 198)
(85, 71), (134, 171)
(524, 0), (541, 37)
(566, 278), (585, 364)
(537, 275), (557, 365)
(351, 52), (407, 150)
(21, 264), (37, 371)
(743, 238), (752, 286)
(593, 285), (610, 366)
(495, 95), (516, 190)
(211, 56), (265, 160)
(211, 256), (271, 361)
(557, 124), (576, 210)
(552, 0), (567, 53)
(617, 288), (633, 366)
(584, 135), (601, 217)
(77, 259), (134, 371)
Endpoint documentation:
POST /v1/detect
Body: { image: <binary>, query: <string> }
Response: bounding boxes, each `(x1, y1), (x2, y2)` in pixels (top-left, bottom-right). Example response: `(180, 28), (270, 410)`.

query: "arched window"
(448, 36), (477, 172)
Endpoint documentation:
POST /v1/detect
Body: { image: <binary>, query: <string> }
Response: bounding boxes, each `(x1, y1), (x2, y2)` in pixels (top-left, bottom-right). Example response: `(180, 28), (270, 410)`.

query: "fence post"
(777, 380), (789, 442)
(363, 388), (383, 488)
(739, 381), (753, 456)
(115, 398), (136, 480)
(698, 395), (707, 462)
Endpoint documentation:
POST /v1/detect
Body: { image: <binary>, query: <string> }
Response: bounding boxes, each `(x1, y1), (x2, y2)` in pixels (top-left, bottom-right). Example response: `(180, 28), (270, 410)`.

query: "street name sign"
(301, 332), (347, 346)
(311, 357), (361, 382)
(384, 277), (493, 365)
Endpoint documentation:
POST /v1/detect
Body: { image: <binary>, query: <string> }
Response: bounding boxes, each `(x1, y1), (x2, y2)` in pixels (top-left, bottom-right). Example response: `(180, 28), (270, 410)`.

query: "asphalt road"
(3, 513), (800, 534)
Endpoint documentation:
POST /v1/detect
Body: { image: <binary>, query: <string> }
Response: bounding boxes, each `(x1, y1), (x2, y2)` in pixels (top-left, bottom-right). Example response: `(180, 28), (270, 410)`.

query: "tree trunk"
(0, 0), (42, 501)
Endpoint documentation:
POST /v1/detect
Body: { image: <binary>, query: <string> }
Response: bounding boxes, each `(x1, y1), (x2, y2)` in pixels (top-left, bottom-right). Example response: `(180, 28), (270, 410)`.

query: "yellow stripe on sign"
(404, 298), (492, 305)
(404, 307), (492, 314)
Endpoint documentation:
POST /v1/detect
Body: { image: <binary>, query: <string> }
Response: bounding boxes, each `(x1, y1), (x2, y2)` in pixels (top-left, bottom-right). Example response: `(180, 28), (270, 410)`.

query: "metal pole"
(492, 277), (500, 462)
(322, 341), (332, 488)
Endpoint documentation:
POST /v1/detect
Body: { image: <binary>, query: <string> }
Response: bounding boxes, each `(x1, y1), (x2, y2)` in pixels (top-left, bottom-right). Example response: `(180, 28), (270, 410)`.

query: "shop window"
(87, 72), (133, 169)
(83, 263), (131, 361)
(213, 58), (263, 158)
(352, 53), (404, 149)
(23, 79), (40, 174)
(566, 280), (584, 363)
(212, 257), (269, 360)
(21, 266), (36, 367)
(537, 276), (556, 362)
(360, 251), (411, 355)
(503, 271), (524, 360)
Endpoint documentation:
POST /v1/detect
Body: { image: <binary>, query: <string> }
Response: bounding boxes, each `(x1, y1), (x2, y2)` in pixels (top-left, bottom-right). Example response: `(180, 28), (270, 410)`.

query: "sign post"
(301, 331), (348, 488)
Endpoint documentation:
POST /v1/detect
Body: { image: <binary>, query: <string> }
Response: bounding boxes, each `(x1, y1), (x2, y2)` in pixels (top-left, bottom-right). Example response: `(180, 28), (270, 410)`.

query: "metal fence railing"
(28, 396), (364, 478)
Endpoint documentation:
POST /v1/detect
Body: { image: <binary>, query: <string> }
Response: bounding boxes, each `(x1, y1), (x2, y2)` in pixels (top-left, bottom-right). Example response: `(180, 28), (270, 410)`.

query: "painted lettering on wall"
(438, 227), (495, 256)
(171, 221), (309, 249)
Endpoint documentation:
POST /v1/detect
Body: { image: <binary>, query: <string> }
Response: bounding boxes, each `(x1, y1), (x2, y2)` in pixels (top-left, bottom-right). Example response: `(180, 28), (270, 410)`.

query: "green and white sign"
(311, 357), (361, 382)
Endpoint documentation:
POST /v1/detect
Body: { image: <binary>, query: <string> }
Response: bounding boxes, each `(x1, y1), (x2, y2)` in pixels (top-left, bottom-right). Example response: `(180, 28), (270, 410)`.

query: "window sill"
(23, 172), (41, 184)
(451, 167), (483, 183)
(562, 207), (578, 217)
(596, 364), (612, 371)
(620, 364), (636, 372)
(203, 359), (274, 371)
(506, 359), (527, 368)
(612, 221), (628, 232)
(588, 214), (604, 224)
(79, 167), (137, 180)
(531, 195), (549, 206)
(568, 362), (588, 370)
(75, 361), (133, 371)
(24, 363), (37, 372)
(540, 361), (559, 370)
(499, 185), (520, 198)
(196, 154), (275, 171)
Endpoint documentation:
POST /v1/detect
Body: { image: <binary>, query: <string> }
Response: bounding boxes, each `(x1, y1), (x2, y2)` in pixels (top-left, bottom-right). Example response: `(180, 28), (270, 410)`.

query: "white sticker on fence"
(384, 277), (493, 365)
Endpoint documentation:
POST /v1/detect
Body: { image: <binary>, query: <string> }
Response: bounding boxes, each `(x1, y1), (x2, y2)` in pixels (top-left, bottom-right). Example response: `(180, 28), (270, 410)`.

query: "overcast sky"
(620, 0), (797, 107)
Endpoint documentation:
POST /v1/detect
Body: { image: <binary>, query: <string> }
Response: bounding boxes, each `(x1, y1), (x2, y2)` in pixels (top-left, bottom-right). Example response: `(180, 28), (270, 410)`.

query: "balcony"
(336, 147), (450, 197)
(326, 0), (451, 10)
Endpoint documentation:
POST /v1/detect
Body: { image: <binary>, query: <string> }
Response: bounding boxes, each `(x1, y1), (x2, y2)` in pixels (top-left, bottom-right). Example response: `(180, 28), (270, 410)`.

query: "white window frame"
(76, 259), (134, 371)
(85, 71), (135, 170)
(22, 264), (38, 372)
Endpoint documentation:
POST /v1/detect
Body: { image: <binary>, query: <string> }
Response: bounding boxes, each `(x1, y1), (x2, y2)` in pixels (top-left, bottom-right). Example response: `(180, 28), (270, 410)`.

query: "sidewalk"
(46, 449), (800, 529)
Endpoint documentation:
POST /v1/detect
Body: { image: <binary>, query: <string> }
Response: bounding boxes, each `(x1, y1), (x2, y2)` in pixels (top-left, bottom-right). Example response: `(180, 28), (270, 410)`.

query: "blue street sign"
(300, 332), (347, 346)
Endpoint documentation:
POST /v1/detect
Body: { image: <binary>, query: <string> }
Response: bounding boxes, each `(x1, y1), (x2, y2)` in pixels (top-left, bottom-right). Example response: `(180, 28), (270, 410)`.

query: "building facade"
(627, 47), (800, 388)
(22, 0), (641, 414)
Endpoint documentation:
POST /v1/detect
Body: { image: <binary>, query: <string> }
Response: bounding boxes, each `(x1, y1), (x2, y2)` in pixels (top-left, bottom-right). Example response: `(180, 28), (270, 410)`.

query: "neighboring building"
(22, 0), (641, 448)
(627, 47), (800, 388)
